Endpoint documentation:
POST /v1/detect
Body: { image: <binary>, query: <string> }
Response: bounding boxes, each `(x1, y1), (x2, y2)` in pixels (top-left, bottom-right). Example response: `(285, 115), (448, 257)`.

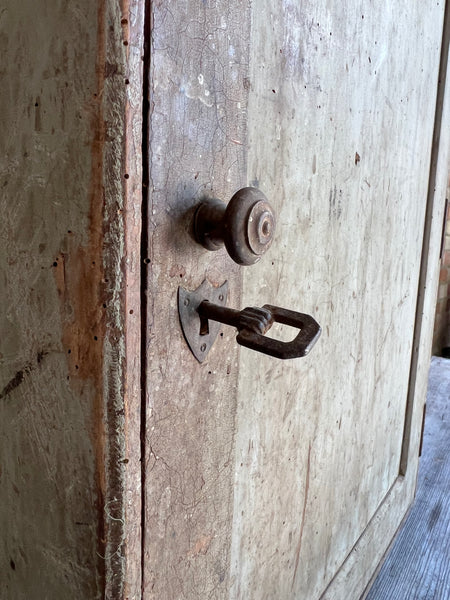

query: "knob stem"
(193, 199), (227, 251)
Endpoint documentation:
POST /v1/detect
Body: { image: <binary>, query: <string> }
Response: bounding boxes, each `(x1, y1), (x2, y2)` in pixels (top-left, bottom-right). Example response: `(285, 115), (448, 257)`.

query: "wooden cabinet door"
(143, 2), (449, 599)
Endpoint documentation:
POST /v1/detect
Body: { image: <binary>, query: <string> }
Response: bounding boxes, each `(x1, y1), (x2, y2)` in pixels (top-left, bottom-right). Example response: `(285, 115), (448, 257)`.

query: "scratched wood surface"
(143, 2), (449, 599)
(0, 1), (143, 598)
(229, 2), (448, 599)
(143, 1), (250, 598)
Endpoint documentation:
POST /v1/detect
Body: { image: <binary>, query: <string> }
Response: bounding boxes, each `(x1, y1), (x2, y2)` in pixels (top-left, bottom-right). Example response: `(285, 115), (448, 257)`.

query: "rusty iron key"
(178, 280), (321, 362)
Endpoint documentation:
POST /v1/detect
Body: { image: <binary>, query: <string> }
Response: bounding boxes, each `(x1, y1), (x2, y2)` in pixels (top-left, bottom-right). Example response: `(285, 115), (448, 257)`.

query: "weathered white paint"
(229, 2), (447, 599)
(143, 1), (250, 597)
(144, 1), (448, 599)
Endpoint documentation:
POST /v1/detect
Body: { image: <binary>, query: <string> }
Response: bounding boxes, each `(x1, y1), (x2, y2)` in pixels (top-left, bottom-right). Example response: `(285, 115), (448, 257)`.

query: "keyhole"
(199, 315), (209, 336)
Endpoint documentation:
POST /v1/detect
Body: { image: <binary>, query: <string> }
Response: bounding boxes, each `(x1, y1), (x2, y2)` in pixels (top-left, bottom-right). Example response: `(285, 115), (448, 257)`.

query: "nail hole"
(129, 309), (134, 314)
(124, 173), (129, 179)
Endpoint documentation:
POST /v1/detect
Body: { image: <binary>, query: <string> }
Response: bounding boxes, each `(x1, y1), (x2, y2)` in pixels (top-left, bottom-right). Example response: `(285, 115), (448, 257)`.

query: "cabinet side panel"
(0, 0), (143, 597)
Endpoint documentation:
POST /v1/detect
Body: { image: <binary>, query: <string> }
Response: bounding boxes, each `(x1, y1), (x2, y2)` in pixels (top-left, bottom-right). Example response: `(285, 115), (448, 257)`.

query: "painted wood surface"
(143, 1), (251, 597)
(230, 2), (447, 599)
(144, 1), (448, 599)
(0, 1), (143, 597)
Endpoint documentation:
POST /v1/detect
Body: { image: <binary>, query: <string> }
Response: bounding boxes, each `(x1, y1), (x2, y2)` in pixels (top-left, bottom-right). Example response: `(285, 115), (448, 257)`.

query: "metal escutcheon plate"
(178, 279), (228, 362)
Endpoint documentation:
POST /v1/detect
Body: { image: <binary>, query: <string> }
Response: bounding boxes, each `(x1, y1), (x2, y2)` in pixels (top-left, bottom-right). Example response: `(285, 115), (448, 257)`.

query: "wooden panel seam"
(102, 1), (144, 598)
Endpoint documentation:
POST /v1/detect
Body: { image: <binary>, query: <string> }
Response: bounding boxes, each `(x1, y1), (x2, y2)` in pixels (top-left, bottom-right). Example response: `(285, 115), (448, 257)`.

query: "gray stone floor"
(366, 357), (450, 600)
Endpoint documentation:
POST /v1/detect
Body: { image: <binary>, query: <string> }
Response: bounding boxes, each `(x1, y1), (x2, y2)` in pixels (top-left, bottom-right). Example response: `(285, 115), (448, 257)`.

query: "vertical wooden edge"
(439, 198), (449, 260)
(418, 403), (427, 458)
(101, 0), (144, 597)
(122, 0), (145, 597)
(400, 2), (450, 477)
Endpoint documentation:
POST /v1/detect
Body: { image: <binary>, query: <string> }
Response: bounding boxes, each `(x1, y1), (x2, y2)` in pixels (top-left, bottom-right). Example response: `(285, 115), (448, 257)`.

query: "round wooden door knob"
(193, 187), (276, 265)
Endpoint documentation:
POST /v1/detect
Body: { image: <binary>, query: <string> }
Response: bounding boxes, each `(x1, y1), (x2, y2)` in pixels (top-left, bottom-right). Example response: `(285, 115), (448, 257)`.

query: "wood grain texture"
(400, 0), (450, 477)
(143, 2), (448, 599)
(0, 1), (143, 597)
(116, 1), (145, 597)
(101, 0), (144, 597)
(143, 1), (251, 597)
(365, 357), (450, 600)
(0, 3), (106, 596)
(326, 5), (450, 598)
(229, 2), (447, 599)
